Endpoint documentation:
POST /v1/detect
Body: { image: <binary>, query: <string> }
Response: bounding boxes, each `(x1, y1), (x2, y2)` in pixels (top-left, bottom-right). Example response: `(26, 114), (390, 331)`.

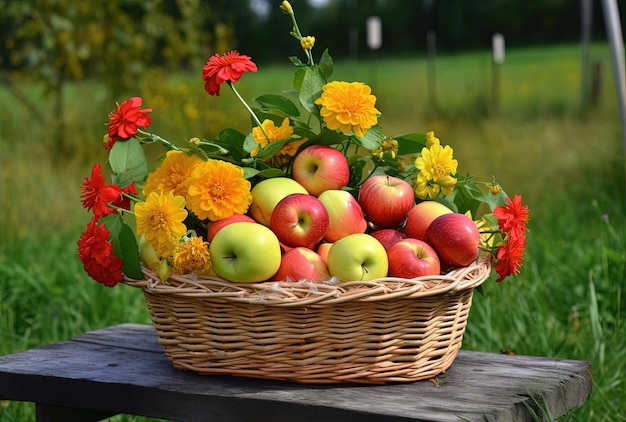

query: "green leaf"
(100, 213), (124, 238)
(356, 125), (386, 150)
(257, 138), (291, 159)
(288, 56), (305, 66)
(394, 133), (427, 156)
(251, 167), (285, 179)
(255, 94), (300, 117)
(319, 49), (334, 79)
(299, 66), (326, 113)
(112, 223), (143, 280)
(108, 140), (149, 183)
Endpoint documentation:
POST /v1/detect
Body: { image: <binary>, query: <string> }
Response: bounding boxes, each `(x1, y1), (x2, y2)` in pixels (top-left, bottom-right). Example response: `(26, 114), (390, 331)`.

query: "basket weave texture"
(123, 258), (491, 384)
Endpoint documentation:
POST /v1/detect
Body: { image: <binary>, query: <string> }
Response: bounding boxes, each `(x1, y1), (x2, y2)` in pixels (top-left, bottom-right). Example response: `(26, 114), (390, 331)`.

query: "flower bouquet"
(78, 1), (529, 384)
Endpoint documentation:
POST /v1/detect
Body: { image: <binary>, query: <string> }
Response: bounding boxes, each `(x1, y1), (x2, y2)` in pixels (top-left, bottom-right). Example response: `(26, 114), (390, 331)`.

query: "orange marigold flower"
(134, 192), (188, 257)
(105, 97), (152, 150)
(494, 194), (530, 237)
(143, 150), (204, 199)
(171, 236), (212, 275)
(80, 163), (122, 218)
(202, 50), (258, 96)
(186, 159), (253, 221)
(77, 217), (124, 287)
(314, 81), (380, 138)
(495, 233), (527, 282)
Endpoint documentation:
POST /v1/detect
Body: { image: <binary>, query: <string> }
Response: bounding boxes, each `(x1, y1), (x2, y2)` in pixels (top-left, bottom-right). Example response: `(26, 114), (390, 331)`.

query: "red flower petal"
(80, 163), (122, 218)
(77, 217), (124, 287)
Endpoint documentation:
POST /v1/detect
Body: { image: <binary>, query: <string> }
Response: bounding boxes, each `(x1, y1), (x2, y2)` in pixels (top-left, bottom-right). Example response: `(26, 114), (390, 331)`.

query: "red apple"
(316, 242), (333, 263)
(358, 175), (415, 228)
(426, 213), (480, 268)
(387, 238), (440, 278)
(272, 247), (330, 282)
(270, 193), (329, 249)
(317, 189), (368, 242)
(369, 229), (406, 250)
(206, 214), (255, 242)
(291, 145), (350, 196)
(404, 201), (453, 241)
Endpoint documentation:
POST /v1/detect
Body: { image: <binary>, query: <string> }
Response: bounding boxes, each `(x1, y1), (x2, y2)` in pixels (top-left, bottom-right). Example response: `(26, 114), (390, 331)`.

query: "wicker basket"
(123, 257), (491, 384)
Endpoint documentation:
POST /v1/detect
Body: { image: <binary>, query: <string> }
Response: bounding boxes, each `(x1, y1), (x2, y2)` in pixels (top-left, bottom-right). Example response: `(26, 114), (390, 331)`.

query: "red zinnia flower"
(202, 51), (257, 96)
(77, 217), (124, 287)
(493, 194), (530, 237)
(105, 97), (152, 150)
(495, 234), (527, 282)
(80, 163), (122, 218)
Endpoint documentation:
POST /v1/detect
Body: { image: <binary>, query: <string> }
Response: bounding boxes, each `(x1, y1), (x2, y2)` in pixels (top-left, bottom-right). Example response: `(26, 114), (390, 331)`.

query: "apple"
(291, 145), (350, 196)
(326, 233), (389, 281)
(404, 201), (453, 241)
(358, 175), (415, 228)
(317, 189), (368, 242)
(316, 242), (333, 263)
(209, 221), (282, 283)
(387, 238), (440, 278)
(426, 213), (480, 268)
(206, 214), (255, 242)
(249, 177), (308, 226)
(270, 193), (329, 249)
(272, 247), (330, 282)
(369, 228), (406, 250)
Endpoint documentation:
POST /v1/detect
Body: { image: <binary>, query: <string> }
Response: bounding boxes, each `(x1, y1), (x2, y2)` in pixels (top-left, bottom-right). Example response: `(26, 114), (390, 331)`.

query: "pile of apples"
(206, 145), (480, 283)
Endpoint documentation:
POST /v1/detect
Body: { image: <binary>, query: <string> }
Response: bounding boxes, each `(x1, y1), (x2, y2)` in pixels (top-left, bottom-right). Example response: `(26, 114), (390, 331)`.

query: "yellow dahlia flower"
(251, 118), (294, 156)
(314, 81), (380, 138)
(414, 144), (458, 182)
(135, 192), (188, 257)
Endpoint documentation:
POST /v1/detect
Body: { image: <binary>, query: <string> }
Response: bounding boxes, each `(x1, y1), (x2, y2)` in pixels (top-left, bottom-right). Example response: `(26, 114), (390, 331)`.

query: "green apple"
(249, 177), (308, 226)
(209, 222), (282, 283)
(326, 233), (389, 281)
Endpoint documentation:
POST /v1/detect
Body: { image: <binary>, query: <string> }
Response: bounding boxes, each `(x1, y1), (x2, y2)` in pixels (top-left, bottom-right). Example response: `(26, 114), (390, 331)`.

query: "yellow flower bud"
(490, 183), (501, 195)
(157, 258), (171, 281)
(138, 235), (160, 270)
(301, 36), (315, 51)
(279, 1), (293, 15)
(189, 137), (201, 146)
(425, 131), (440, 148)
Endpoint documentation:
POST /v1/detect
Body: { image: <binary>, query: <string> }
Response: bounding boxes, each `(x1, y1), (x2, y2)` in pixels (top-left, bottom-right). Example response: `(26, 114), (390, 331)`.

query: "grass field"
(1, 43), (625, 421)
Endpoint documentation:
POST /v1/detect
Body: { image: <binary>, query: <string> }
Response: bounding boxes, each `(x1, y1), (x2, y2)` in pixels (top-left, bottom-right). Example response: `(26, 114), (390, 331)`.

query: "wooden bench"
(0, 323), (592, 421)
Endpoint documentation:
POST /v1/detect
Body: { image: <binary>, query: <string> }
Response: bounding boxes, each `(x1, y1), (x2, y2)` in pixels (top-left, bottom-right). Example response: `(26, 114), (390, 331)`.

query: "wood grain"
(0, 323), (592, 422)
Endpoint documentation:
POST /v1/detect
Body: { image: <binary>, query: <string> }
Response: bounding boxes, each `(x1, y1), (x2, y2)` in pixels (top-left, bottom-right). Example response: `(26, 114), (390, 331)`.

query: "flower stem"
(136, 128), (181, 151)
(227, 81), (271, 143)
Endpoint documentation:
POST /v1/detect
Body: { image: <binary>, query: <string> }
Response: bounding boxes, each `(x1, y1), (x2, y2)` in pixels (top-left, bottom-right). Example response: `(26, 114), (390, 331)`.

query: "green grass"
(1, 43), (625, 421)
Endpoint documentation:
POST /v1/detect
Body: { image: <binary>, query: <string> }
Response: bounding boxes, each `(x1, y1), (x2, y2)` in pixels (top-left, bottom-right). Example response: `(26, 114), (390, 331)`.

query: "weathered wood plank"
(0, 323), (592, 422)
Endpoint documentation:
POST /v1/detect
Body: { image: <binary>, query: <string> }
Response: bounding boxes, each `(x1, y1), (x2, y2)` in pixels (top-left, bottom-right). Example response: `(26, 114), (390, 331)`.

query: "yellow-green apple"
(326, 233), (389, 281)
(426, 213), (480, 268)
(249, 177), (308, 226)
(209, 221), (281, 283)
(387, 238), (440, 278)
(316, 242), (333, 263)
(369, 228), (406, 250)
(272, 247), (330, 282)
(358, 175), (415, 228)
(270, 193), (329, 249)
(404, 201), (453, 241)
(206, 214), (255, 242)
(317, 189), (368, 242)
(291, 145), (350, 196)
